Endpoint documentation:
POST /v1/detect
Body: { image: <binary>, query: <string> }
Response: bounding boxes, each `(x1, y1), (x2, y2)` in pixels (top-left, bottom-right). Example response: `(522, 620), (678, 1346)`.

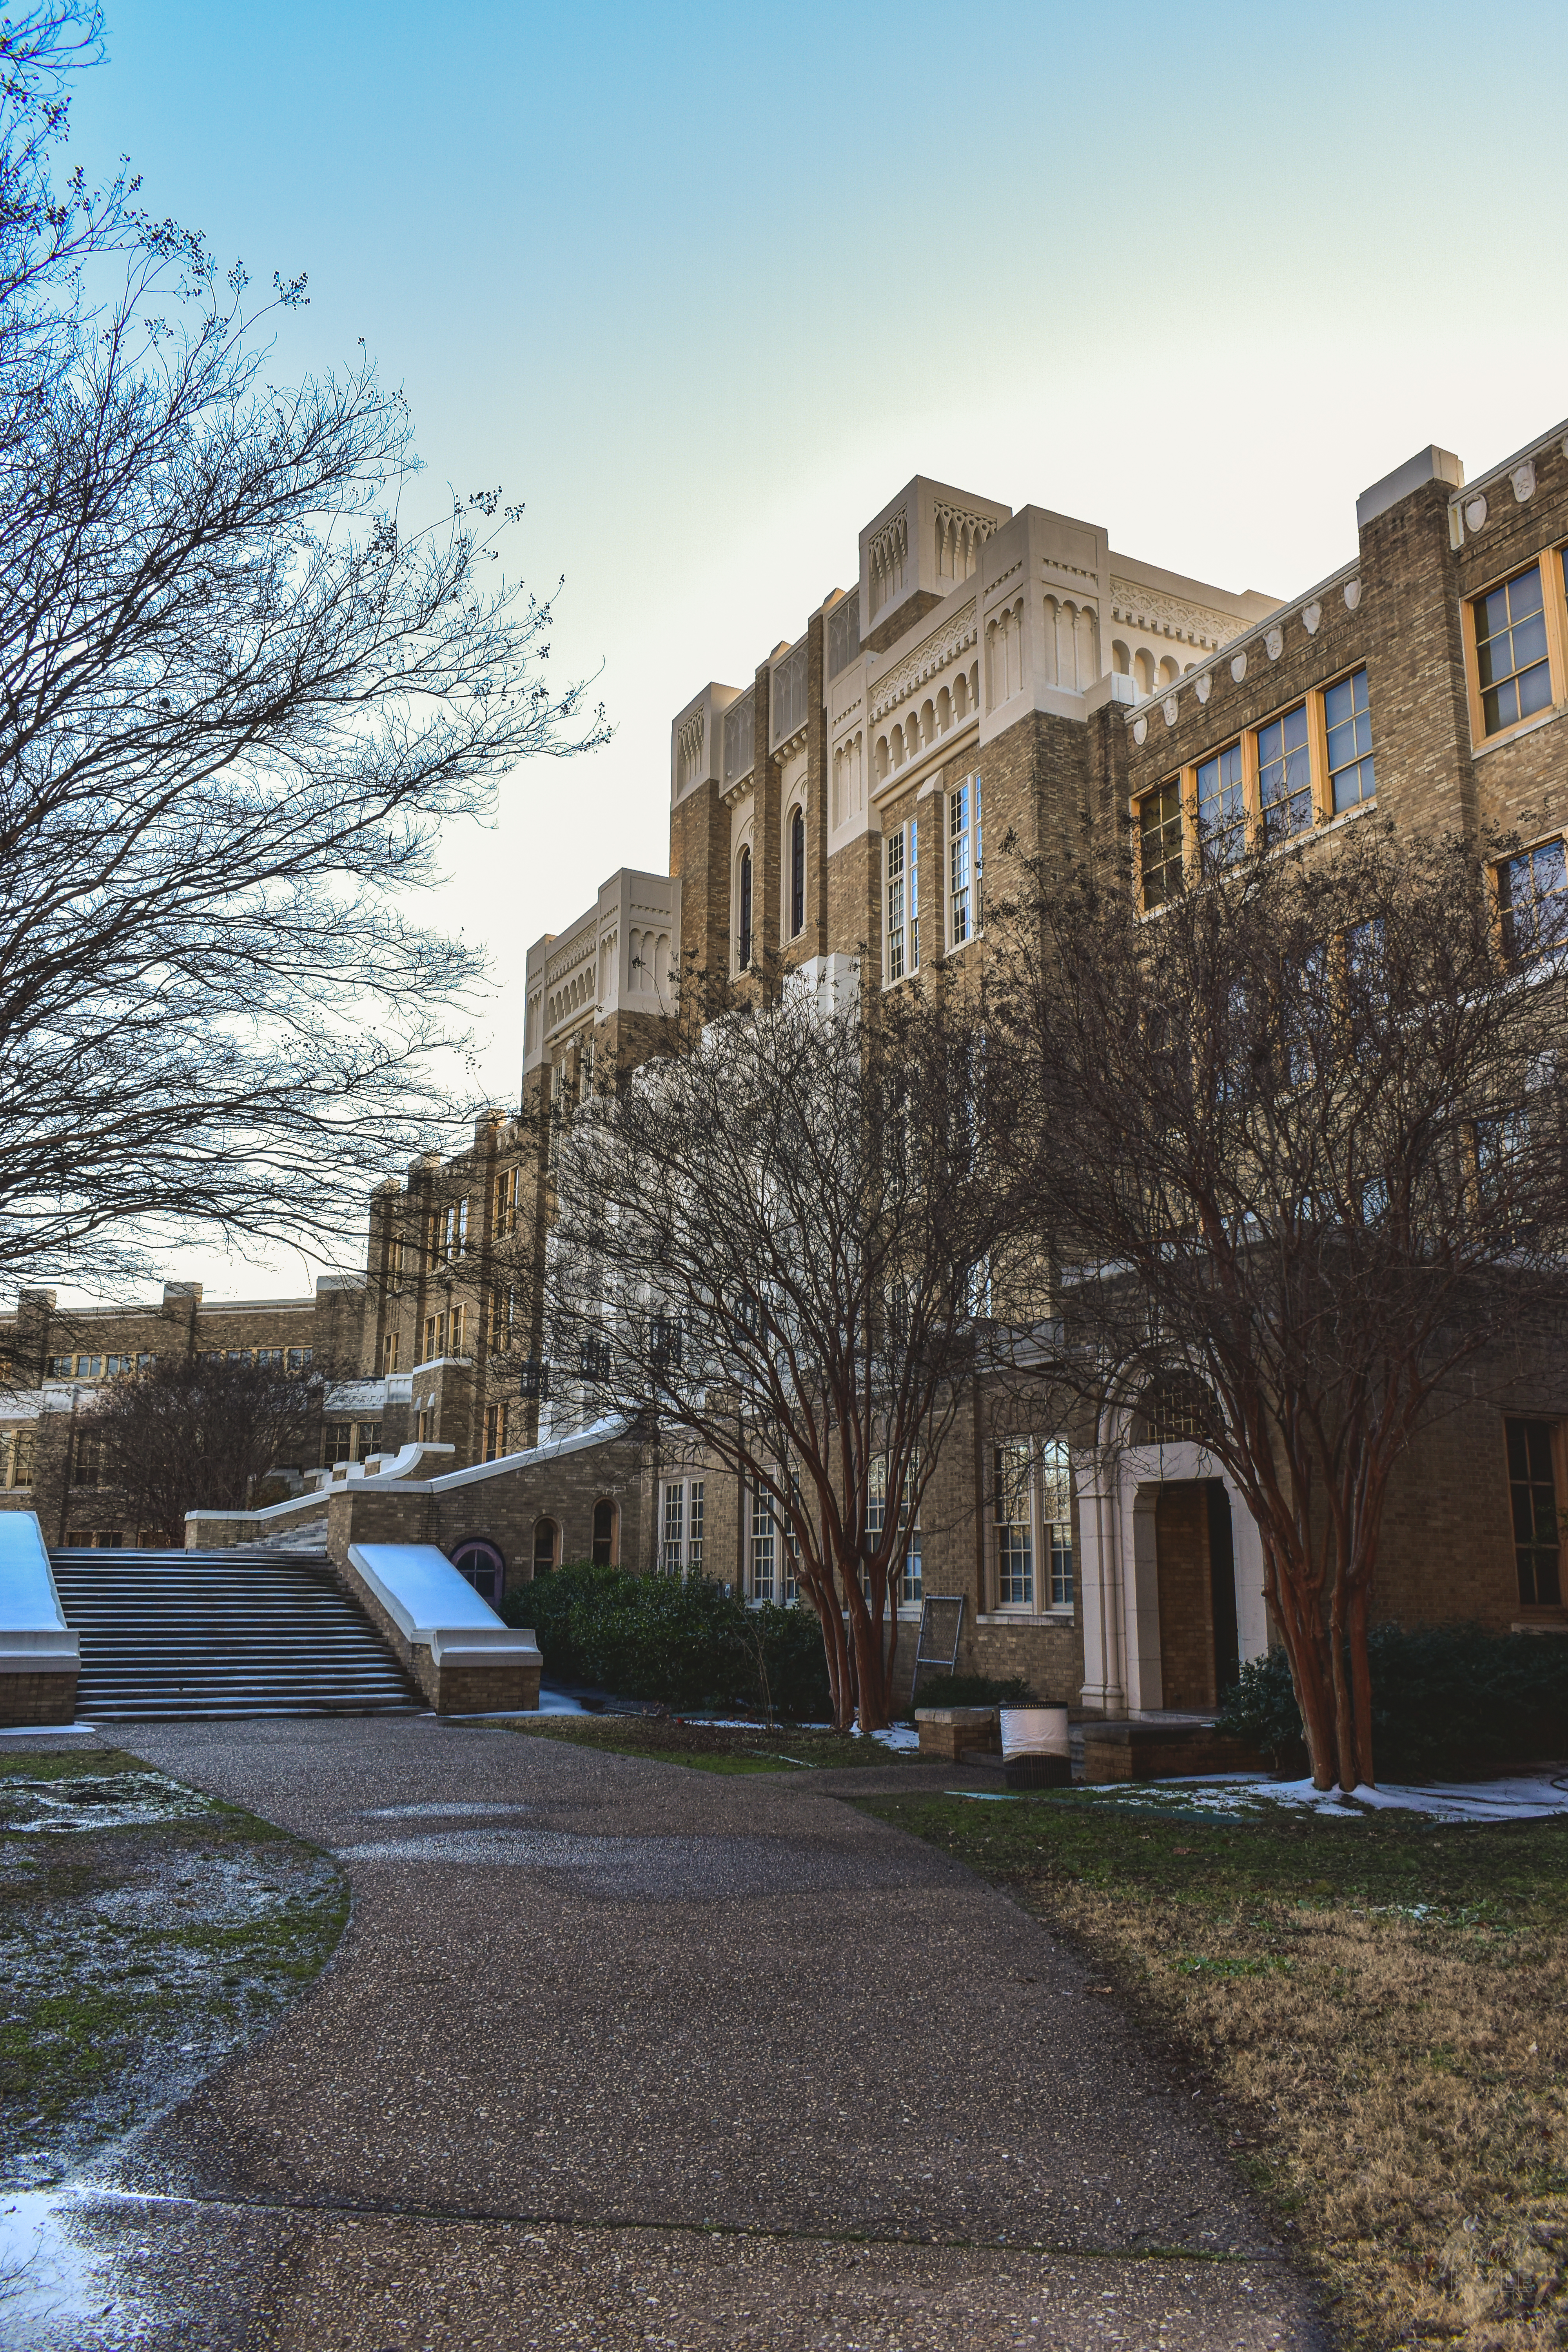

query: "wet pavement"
(2, 1717), (1328, 2348)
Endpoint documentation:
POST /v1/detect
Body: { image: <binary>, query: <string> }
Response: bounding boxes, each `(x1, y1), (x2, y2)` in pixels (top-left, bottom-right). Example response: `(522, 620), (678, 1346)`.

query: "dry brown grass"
(867, 1791), (1568, 2350)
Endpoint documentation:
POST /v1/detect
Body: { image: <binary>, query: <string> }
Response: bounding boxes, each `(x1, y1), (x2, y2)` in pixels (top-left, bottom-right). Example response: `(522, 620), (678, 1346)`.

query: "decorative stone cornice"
(869, 599), (977, 723)
(1109, 576), (1241, 652)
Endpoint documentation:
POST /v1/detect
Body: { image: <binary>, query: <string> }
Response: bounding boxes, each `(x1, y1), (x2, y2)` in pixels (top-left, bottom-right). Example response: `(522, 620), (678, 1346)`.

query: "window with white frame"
(661, 1477), (705, 1574)
(884, 817), (920, 983)
(947, 775), (982, 948)
(750, 1479), (775, 1600)
(991, 1437), (1074, 1611)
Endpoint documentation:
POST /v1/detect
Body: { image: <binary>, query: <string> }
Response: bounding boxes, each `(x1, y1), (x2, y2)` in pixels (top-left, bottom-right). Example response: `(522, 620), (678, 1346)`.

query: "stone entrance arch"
(1076, 1414), (1269, 1715)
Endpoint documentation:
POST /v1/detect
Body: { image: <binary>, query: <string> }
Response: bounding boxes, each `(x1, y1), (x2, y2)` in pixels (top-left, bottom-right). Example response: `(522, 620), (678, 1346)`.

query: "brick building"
(0, 1276), (383, 1547)
(348, 415), (1568, 1710)
(15, 416), (1568, 1710)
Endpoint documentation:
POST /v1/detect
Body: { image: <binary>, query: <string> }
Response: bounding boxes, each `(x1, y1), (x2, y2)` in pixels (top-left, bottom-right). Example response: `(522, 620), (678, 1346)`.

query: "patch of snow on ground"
(1063, 1770), (1568, 1824)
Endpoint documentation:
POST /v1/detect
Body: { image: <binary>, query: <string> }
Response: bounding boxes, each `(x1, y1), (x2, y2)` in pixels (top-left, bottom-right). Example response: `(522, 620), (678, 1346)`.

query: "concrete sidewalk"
(68, 1716), (1325, 2348)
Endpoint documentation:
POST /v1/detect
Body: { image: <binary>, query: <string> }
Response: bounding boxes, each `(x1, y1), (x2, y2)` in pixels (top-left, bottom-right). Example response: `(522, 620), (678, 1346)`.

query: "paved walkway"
(50, 1718), (1325, 2348)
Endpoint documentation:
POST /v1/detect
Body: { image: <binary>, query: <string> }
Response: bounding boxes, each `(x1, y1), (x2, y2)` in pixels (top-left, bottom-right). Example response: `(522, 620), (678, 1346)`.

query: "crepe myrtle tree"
(991, 815), (1568, 1792)
(0, 5), (609, 1289)
(541, 964), (1031, 1733)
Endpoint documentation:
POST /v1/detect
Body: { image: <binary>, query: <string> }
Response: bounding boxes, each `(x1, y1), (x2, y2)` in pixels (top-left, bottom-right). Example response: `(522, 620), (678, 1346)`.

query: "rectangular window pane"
(751, 1482), (775, 1601)
(1258, 704), (1312, 842)
(886, 828), (905, 982)
(662, 1481), (684, 1574)
(1140, 780), (1183, 909)
(994, 1439), (1034, 1606)
(1325, 668), (1376, 812)
(689, 1480), (704, 1573)
(1506, 1416), (1561, 1605)
(949, 784), (969, 945)
(1039, 1437), (1073, 1608)
(1477, 565), (1551, 735)
(1196, 744), (1245, 868)
(1499, 839), (1568, 962)
(908, 817), (920, 971)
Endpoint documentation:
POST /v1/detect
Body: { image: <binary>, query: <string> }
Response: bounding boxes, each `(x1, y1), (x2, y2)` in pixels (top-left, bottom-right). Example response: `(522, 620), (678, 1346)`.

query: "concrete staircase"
(50, 1547), (421, 1720)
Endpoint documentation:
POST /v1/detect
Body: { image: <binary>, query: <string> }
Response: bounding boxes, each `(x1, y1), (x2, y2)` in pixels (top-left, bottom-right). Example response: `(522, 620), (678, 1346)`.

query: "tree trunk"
(1348, 1580), (1376, 1789)
(1328, 1583), (1359, 1794)
(1265, 1550), (1338, 1789)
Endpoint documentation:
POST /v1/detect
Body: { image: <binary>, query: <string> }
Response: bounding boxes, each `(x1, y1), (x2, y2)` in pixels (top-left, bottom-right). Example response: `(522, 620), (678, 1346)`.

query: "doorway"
(1154, 1479), (1240, 1712)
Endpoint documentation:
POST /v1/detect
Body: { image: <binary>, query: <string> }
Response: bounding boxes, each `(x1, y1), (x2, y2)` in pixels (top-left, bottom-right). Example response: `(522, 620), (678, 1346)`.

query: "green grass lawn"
(862, 1785), (1568, 2352)
(0, 1747), (347, 2187)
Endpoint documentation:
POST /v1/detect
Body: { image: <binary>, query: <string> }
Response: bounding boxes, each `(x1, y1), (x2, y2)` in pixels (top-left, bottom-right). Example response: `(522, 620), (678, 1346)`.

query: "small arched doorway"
(591, 1498), (617, 1567)
(450, 1537), (504, 1610)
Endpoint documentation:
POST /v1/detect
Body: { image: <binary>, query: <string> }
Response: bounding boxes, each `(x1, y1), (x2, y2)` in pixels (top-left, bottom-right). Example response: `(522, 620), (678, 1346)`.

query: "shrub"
(1217, 1622), (1568, 1777)
(500, 1563), (832, 1720)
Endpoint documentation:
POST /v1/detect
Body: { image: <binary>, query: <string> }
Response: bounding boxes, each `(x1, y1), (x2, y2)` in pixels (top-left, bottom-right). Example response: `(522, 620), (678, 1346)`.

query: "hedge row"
(502, 1562), (833, 1719)
(1217, 1622), (1568, 1775)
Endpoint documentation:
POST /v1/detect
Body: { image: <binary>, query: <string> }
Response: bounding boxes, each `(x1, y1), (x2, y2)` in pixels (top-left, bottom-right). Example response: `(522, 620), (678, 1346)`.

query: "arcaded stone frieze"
(1108, 576), (1245, 651)
(869, 599), (977, 723)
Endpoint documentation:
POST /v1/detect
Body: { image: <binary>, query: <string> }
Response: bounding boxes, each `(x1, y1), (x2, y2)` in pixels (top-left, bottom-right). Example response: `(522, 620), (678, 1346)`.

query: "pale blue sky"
(64, 0), (1568, 1291)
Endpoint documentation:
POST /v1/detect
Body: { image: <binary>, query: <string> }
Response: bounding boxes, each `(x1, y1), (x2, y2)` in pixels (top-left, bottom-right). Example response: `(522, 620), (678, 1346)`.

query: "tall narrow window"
(994, 1441), (1034, 1606)
(750, 1481), (775, 1600)
(1196, 744), (1244, 869)
(1139, 781), (1183, 909)
(949, 775), (982, 947)
(1258, 703), (1312, 842)
(1040, 1437), (1074, 1608)
(662, 1481), (685, 1574)
(1325, 668), (1375, 810)
(1506, 1417), (1561, 1605)
(1475, 566), (1550, 736)
(483, 1402), (508, 1462)
(688, 1479), (704, 1573)
(737, 848), (753, 971)
(886, 827), (906, 982)
(592, 1499), (616, 1566)
(908, 817), (920, 970)
(790, 806), (805, 938)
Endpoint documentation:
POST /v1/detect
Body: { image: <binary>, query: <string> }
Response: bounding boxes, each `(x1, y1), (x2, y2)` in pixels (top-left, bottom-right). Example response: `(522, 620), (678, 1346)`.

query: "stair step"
(51, 1544), (422, 1719)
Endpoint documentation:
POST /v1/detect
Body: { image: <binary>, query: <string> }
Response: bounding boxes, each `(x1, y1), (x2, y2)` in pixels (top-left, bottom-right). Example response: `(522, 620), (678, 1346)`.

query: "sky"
(58, 0), (1568, 1298)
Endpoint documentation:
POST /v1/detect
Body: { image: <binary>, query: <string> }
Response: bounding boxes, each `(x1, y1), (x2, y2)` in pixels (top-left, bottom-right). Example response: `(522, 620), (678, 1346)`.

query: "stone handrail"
(343, 1541), (541, 1714)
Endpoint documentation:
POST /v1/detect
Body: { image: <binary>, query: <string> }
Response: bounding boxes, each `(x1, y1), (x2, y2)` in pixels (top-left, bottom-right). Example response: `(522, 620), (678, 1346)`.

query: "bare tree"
(992, 818), (1568, 1791)
(79, 1352), (326, 1543)
(0, 4), (609, 1290)
(541, 966), (1027, 1732)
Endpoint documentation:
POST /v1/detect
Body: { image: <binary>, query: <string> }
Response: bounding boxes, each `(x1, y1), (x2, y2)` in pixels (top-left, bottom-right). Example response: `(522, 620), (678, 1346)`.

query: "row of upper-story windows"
(1136, 669), (1376, 911)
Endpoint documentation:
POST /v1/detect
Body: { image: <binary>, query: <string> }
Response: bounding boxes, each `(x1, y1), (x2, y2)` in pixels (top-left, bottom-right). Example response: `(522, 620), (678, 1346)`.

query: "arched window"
(532, 1518), (557, 1576)
(450, 1538), (504, 1609)
(591, 1498), (617, 1566)
(737, 847), (752, 971)
(789, 807), (805, 937)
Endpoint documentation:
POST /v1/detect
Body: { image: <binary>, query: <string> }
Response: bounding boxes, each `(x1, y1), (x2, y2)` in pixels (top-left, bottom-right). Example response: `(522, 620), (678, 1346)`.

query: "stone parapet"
(343, 1541), (541, 1715)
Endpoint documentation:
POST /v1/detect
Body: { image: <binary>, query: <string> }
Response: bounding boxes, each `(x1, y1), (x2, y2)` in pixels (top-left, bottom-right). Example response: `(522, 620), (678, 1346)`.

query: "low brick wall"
(0, 1667), (77, 1726)
(1082, 1720), (1264, 1784)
